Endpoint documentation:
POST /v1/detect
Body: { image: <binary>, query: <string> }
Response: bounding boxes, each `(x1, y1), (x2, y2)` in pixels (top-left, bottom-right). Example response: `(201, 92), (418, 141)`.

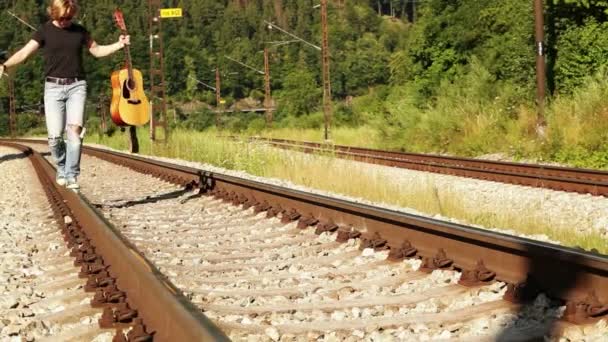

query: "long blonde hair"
(47, 0), (79, 20)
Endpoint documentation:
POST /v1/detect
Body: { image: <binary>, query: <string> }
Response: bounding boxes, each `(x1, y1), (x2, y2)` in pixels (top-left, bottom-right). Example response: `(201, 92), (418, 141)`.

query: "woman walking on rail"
(0, 0), (129, 190)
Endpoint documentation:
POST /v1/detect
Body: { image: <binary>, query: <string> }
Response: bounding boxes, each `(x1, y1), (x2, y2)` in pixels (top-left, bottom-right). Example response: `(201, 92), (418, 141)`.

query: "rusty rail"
(0, 141), (229, 341)
(250, 137), (608, 196)
(79, 144), (608, 324)
(7, 139), (608, 324)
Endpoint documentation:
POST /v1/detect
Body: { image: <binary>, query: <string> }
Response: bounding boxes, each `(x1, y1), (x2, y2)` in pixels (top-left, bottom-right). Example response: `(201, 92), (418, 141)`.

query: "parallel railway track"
(245, 137), (608, 197)
(1, 139), (607, 340)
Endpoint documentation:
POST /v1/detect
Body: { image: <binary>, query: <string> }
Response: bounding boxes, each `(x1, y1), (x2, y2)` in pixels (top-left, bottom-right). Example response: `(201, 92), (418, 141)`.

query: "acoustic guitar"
(110, 9), (150, 126)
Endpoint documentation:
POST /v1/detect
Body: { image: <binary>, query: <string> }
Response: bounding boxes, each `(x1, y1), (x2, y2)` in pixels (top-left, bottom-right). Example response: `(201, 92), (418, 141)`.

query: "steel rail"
(253, 137), (608, 196)
(8, 139), (608, 323)
(0, 141), (229, 342)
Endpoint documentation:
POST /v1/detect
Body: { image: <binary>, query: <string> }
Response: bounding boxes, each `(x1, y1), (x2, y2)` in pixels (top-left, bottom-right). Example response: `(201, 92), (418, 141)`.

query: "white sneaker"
(56, 176), (67, 186)
(66, 178), (80, 190)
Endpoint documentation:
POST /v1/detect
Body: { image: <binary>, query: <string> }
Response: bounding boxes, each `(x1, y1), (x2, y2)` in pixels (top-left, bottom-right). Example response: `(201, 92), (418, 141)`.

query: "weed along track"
(2, 140), (608, 341)
(248, 137), (608, 197)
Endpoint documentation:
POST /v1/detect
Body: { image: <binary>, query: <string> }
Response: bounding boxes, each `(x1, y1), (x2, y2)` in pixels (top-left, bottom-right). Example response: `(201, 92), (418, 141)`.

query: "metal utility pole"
(148, 0), (168, 142)
(321, 0), (332, 141)
(264, 18), (328, 135)
(98, 94), (108, 134)
(215, 67), (222, 128)
(225, 53), (272, 126)
(534, 0), (546, 131)
(8, 75), (16, 137)
(264, 48), (273, 127)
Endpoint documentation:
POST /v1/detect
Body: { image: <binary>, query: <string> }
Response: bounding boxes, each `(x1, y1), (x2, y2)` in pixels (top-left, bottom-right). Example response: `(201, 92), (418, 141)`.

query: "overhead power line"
(264, 20), (321, 51)
(188, 75), (216, 91)
(6, 11), (36, 31)
(225, 56), (264, 75)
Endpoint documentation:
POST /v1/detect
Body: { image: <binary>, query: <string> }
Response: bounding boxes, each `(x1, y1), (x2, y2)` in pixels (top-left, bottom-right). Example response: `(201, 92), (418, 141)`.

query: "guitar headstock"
(113, 9), (127, 32)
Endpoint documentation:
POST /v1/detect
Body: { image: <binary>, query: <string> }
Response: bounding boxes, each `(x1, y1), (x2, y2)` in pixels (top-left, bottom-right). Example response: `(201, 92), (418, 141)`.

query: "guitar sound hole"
(122, 81), (131, 98)
(127, 79), (136, 90)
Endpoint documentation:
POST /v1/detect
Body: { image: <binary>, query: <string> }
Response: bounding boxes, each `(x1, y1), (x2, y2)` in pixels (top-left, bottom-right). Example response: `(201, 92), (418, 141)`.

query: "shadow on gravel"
(495, 247), (584, 342)
(93, 187), (197, 209)
(0, 152), (28, 164)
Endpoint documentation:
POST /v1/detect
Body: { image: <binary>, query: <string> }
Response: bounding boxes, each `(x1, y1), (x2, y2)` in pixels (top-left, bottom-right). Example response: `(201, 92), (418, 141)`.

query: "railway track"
(243, 137), (608, 197)
(1, 139), (607, 341)
(0, 144), (114, 341)
(0, 141), (227, 341)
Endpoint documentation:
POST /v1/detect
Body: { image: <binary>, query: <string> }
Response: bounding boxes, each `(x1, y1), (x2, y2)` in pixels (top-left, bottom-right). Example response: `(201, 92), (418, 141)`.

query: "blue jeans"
(44, 80), (87, 179)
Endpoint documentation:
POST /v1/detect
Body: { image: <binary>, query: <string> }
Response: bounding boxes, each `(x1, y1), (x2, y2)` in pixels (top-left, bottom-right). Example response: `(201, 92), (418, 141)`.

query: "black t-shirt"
(32, 21), (91, 78)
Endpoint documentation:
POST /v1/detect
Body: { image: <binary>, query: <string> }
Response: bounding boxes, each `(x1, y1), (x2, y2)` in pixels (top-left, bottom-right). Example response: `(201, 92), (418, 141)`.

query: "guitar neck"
(121, 29), (134, 81)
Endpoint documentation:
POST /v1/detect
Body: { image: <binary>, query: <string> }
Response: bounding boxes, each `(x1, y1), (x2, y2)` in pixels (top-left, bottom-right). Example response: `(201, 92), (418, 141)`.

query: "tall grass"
(86, 129), (607, 254)
(255, 126), (379, 148)
(81, 65), (608, 255)
(546, 72), (608, 168)
(244, 66), (608, 170)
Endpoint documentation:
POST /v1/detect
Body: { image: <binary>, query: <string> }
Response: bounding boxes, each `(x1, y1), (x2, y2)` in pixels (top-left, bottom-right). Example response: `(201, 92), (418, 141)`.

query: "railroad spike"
(243, 197), (259, 210)
(92, 288), (109, 307)
(281, 208), (301, 224)
(315, 220), (339, 235)
(387, 240), (417, 261)
(419, 249), (453, 273)
(237, 193), (249, 206)
(563, 291), (608, 324)
(71, 239), (92, 257)
(458, 260), (496, 286)
(359, 232), (388, 251)
(231, 193), (242, 205)
(99, 306), (117, 328)
(115, 298), (138, 323)
(267, 205), (283, 218)
(503, 275), (541, 304)
(225, 191), (237, 203)
(85, 272), (115, 292)
(79, 260), (107, 278)
(297, 214), (319, 229)
(336, 226), (361, 243)
(254, 200), (271, 214)
(127, 318), (154, 341)
(113, 329), (128, 342)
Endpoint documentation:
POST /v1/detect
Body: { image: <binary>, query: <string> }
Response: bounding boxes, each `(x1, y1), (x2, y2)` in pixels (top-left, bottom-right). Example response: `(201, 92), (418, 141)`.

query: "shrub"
(554, 19), (608, 94)
(182, 109), (216, 131)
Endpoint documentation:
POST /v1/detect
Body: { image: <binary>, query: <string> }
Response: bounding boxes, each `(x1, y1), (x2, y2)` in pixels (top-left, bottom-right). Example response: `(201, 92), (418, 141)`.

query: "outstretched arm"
(88, 35), (130, 58)
(1, 40), (40, 77)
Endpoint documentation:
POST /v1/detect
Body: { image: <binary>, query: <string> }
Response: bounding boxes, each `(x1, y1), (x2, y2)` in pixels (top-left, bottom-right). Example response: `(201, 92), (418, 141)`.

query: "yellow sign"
(219, 99), (226, 104)
(160, 8), (182, 18)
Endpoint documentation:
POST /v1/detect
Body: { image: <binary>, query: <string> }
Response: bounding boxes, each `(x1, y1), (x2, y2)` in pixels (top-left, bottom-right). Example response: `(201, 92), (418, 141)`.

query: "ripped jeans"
(44, 80), (87, 180)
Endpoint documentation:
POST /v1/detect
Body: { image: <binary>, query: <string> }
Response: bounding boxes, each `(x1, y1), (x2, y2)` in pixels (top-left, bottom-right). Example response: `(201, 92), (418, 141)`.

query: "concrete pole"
(321, 0), (332, 141)
(534, 0), (547, 130)
(264, 48), (273, 128)
(215, 67), (221, 128)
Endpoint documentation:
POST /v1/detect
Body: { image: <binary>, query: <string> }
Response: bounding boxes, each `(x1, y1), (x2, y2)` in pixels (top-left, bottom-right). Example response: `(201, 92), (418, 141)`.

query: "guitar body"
(110, 68), (150, 126)
(110, 9), (150, 127)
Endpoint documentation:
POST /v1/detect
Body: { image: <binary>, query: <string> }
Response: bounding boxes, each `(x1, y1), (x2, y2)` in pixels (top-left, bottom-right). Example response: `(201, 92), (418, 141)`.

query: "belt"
(45, 77), (84, 85)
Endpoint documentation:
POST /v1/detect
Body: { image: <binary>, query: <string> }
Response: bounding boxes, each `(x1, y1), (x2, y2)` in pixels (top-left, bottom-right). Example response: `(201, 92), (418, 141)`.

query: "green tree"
(277, 68), (321, 115)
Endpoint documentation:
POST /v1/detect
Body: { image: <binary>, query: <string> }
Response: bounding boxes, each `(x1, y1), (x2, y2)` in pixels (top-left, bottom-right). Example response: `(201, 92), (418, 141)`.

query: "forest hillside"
(1, 0), (608, 167)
